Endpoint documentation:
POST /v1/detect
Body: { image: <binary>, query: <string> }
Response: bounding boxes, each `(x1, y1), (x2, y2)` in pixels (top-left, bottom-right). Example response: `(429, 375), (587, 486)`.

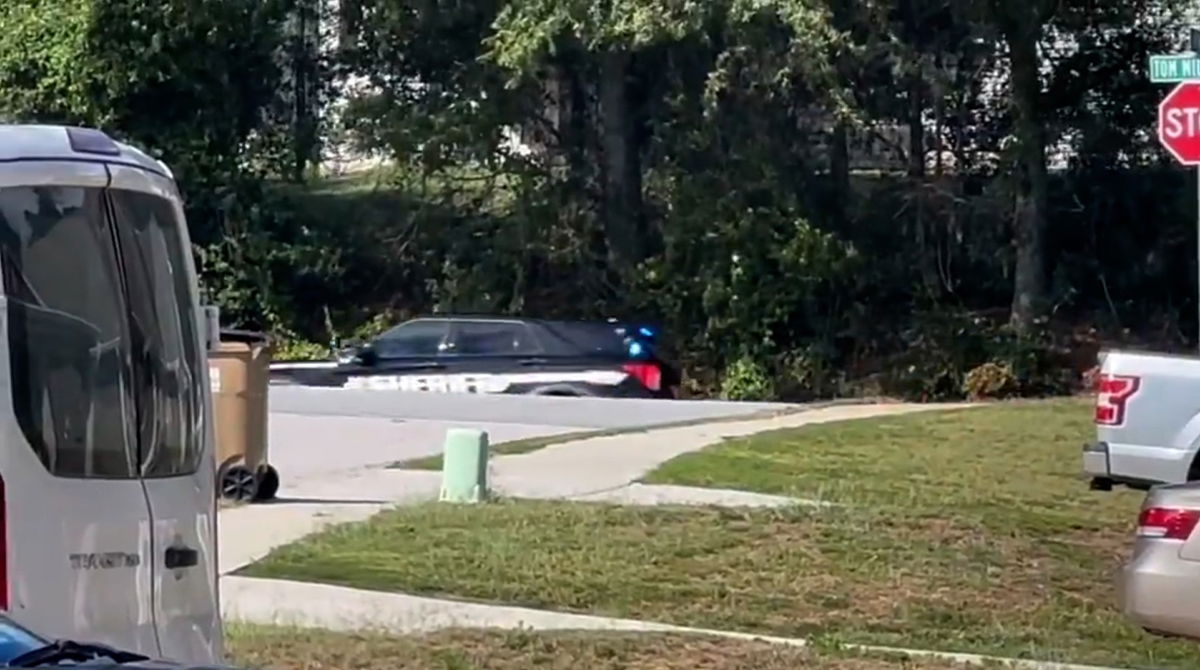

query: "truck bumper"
(1084, 441), (1190, 491)
(1083, 441), (1115, 490)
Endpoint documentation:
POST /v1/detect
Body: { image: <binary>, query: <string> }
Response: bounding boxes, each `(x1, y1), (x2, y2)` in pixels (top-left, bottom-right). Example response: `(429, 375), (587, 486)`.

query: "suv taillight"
(1138, 507), (1200, 540)
(623, 362), (662, 392)
(1095, 374), (1140, 426)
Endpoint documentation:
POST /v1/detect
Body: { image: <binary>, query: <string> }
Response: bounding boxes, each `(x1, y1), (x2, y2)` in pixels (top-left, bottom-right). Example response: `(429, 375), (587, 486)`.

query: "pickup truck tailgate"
(1090, 350), (1200, 487)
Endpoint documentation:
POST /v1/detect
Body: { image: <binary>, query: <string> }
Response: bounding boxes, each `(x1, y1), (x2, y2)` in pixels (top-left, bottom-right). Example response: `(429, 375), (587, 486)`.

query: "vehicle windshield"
(0, 615), (45, 664)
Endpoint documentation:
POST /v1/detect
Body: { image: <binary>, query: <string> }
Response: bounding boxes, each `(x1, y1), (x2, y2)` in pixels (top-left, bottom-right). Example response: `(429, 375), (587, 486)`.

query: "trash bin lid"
(219, 329), (270, 345)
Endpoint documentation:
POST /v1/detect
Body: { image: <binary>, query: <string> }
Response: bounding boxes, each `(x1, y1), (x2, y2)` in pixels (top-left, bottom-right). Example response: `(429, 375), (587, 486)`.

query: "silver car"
(1120, 482), (1200, 637)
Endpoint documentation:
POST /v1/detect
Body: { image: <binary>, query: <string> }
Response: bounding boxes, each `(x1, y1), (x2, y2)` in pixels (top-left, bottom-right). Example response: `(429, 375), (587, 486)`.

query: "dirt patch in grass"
(245, 400), (1200, 668)
(226, 626), (973, 670)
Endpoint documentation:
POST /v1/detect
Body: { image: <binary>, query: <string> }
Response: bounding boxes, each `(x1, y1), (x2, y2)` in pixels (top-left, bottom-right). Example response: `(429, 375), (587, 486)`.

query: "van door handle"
(164, 546), (199, 569)
(520, 358), (548, 366)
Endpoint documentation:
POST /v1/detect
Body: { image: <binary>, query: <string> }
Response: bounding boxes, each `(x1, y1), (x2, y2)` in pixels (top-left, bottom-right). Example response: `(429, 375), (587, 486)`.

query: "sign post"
(1156, 72), (1200, 348)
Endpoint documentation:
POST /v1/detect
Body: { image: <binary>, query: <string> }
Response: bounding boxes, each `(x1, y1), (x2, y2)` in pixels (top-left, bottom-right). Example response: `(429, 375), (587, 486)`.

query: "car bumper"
(1120, 541), (1200, 638)
(1083, 441), (1189, 490)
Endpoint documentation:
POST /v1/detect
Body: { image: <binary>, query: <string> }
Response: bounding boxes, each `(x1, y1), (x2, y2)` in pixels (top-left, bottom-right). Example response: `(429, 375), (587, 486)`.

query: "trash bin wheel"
(218, 463), (259, 503)
(254, 465), (280, 502)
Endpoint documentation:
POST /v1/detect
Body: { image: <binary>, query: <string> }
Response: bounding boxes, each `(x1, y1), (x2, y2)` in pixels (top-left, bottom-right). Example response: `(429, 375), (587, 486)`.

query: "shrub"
(272, 337), (330, 362)
(776, 344), (844, 401)
(720, 356), (777, 401)
(882, 310), (1081, 402)
(963, 362), (1017, 400)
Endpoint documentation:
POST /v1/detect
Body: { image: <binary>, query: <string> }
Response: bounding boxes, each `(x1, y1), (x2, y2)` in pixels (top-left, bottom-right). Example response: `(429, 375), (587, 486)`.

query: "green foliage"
(962, 362), (1017, 400)
(0, 0), (327, 337)
(720, 357), (777, 401)
(883, 310), (1081, 401)
(273, 337), (330, 362)
(0, 0), (1191, 402)
(0, 0), (94, 123)
(776, 344), (845, 401)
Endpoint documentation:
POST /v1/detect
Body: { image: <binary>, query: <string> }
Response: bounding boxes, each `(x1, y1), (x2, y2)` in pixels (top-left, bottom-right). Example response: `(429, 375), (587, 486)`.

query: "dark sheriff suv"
(270, 316), (679, 399)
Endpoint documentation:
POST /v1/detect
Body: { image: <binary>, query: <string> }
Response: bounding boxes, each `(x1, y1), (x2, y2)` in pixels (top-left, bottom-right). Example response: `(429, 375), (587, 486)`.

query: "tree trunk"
(1007, 22), (1049, 332)
(291, 0), (316, 182)
(599, 49), (644, 274)
(908, 74), (939, 297)
(830, 121), (850, 229)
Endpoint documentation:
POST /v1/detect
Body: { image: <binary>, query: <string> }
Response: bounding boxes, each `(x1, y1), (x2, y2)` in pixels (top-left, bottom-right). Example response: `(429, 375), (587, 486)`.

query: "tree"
(486, 0), (841, 278)
(973, 1), (1053, 332)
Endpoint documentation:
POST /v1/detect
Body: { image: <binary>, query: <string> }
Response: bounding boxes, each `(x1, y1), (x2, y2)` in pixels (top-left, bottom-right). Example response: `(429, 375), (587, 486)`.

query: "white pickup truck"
(1085, 350), (1200, 491)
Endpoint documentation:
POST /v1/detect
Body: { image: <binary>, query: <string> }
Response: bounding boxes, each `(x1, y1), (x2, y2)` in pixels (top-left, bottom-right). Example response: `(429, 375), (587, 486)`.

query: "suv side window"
(450, 321), (538, 356)
(372, 320), (450, 358)
(0, 186), (137, 478)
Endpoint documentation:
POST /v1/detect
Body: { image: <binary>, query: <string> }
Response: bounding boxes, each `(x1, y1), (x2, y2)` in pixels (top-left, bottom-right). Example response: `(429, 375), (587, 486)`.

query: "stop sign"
(1160, 82), (1200, 165)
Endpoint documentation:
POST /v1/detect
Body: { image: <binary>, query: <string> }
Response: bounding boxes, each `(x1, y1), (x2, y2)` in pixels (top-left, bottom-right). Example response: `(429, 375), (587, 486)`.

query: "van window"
(0, 186), (138, 478)
(109, 190), (204, 479)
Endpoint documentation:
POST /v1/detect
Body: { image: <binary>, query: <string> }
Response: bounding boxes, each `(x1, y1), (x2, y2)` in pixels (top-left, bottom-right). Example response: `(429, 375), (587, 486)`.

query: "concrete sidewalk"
(489, 402), (967, 499)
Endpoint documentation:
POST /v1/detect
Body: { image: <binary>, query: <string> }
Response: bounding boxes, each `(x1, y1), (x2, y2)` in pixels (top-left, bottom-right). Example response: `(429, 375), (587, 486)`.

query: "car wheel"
(528, 383), (600, 397)
(218, 463), (259, 503)
(254, 465), (281, 501)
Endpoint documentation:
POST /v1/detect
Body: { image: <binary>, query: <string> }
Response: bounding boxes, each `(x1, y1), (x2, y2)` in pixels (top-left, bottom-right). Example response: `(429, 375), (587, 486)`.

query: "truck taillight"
(1095, 374), (1140, 426)
(622, 362), (662, 392)
(1138, 507), (1200, 540)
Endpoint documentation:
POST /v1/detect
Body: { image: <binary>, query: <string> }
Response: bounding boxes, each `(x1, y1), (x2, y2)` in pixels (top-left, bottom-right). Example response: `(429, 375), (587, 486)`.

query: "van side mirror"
(202, 305), (221, 353)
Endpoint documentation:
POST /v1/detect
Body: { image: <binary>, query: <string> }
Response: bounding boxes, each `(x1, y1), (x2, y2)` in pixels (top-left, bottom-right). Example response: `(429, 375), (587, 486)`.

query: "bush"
(720, 356), (777, 401)
(882, 310), (1082, 402)
(272, 337), (330, 362)
(963, 362), (1017, 400)
(776, 344), (844, 401)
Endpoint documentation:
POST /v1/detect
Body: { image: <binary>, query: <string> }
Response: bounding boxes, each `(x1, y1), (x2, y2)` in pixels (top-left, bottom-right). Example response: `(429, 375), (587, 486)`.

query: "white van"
(0, 126), (220, 663)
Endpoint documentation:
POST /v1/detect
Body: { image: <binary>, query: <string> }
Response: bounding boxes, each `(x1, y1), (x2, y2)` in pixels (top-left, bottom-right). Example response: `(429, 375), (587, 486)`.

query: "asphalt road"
(270, 386), (790, 428)
(265, 388), (793, 489)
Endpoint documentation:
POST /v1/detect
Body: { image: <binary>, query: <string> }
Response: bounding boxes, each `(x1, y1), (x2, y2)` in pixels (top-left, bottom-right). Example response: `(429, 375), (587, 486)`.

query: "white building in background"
(302, 0), (383, 175)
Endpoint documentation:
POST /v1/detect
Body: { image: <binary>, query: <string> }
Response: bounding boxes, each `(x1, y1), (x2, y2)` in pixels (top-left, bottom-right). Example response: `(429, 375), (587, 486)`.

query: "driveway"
(265, 388), (795, 487)
(268, 412), (574, 486)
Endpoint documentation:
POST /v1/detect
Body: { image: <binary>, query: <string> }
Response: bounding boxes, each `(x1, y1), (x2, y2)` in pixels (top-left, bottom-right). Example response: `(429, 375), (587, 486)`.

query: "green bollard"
(439, 428), (489, 503)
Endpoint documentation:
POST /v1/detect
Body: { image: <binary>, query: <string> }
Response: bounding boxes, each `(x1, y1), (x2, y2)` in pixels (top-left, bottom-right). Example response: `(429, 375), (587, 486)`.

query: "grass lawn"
(244, 398), (1200, 669)
(226, 626), (974, 670)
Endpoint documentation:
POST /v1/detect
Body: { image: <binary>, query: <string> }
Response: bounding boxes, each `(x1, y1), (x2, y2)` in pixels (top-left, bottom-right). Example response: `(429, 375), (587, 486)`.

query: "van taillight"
(0, 476), (8, 610)
(1138, 507), (1200, 540)
(1095, 374), (1140, 426)
(622, 362), (662, 392)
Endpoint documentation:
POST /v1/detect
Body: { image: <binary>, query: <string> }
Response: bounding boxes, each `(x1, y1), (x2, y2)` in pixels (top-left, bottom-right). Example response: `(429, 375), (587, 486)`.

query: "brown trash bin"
(209, 329), (279, 503)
